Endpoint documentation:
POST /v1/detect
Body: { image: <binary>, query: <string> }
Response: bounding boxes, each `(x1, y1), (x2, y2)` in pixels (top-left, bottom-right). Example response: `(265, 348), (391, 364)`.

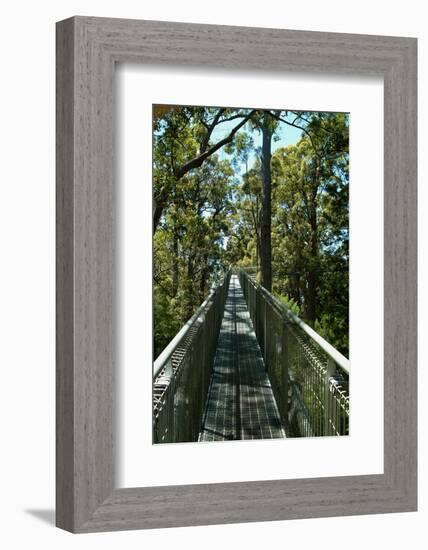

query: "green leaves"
(153, 106), (349, 358)
(270, 112), (349, 355)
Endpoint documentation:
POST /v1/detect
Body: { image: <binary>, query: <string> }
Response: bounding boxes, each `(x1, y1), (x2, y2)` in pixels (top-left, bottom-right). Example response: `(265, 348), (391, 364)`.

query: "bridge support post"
(324, 358), (335, 436)
(280, 319), (289, 430)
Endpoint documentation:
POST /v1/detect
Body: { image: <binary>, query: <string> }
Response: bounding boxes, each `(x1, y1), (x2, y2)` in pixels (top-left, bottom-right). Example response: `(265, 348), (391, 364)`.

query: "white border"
(116, 65), (384, 488)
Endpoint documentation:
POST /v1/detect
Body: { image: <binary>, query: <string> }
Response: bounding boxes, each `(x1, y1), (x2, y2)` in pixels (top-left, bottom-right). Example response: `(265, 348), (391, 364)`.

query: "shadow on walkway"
(199, 275), (285, 442)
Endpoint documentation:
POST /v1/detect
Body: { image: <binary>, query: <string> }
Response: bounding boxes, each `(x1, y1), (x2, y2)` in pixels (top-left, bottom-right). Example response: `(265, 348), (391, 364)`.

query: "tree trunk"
(304, 208), (318, 323)
(184, 253), (196, 320)
(153, 200), (164, 232)
(171, 231), (179, 297)
(250, 197), (261, 273)
(291, 273), (301, 306)
(260, 115), (272, 291)
(305, 269), (317, 323)
(199, 252), (209, 301)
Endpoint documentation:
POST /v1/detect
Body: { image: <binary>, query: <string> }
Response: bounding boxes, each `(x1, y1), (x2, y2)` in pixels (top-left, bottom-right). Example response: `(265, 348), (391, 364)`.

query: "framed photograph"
(150, 102), (351, 447)
(56, 16), (417, 532)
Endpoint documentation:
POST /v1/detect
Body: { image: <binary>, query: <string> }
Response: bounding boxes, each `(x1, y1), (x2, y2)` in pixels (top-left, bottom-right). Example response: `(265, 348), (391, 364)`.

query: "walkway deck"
(199, 275), (285, 441)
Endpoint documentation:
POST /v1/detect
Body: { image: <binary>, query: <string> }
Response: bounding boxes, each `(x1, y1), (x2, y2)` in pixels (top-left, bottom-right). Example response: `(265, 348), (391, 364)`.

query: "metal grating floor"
(199, 275), (286, 441)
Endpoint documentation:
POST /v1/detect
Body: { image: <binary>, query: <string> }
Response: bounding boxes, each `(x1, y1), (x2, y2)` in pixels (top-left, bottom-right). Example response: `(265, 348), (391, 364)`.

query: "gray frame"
(56, 16), (417, 533)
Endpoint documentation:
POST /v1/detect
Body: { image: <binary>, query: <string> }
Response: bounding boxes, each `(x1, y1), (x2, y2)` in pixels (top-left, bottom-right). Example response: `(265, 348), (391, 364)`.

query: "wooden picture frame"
(56, 16), (417, 533)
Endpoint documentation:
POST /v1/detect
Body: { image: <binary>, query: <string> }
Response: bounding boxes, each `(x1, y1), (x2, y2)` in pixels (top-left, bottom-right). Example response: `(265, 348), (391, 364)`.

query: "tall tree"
(260, 113), (273, 291)
(153, 154), (233, 357)
(270, 111), (349, 351)
(153, 105), (349, 358)
(153, 106), (255, 231)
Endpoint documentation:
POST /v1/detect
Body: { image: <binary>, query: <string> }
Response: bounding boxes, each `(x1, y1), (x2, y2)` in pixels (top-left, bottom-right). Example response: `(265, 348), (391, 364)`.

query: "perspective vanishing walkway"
(199, 275), (286, 441)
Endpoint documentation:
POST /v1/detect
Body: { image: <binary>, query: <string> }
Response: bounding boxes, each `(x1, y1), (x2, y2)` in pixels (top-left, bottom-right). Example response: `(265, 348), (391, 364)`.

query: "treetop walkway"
(153, 269), (349, 444)
(199, 275), (285, 441)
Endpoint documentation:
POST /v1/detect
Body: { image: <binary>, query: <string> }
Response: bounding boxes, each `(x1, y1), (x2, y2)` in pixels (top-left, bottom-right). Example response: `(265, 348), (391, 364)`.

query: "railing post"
(324, 358), (335, 436)
(280, 318), (289, 429)
(263, 297), (267, 363)
(164, 358), (173, 379)
(164, 358), (175, 443)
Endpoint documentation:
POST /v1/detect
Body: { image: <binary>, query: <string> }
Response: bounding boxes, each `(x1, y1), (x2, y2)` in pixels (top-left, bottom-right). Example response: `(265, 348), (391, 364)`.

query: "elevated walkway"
(153, 269), (349, 444)
(199, 275), (285, 441)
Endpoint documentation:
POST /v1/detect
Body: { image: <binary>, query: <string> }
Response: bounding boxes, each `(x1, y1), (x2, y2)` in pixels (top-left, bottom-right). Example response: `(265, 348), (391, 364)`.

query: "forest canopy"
(153, 105), (349, 359)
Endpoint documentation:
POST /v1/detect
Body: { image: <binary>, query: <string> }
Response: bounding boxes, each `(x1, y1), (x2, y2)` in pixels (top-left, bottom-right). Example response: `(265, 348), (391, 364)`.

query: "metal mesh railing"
(153, 272), (231, 443)
(238, 269), (349, 437)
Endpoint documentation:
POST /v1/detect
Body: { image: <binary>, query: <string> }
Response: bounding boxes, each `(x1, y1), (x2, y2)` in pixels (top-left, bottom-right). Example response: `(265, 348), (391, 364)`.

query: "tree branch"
(289, 111), (337, 135)
(266, 111), (320, 157)
(175, 110), (256, 179)
(200, 108), (226, 153)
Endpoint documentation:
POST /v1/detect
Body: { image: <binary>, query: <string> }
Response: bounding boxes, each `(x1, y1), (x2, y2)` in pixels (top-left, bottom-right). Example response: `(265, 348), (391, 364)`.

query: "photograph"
(152, 104), (350, 444)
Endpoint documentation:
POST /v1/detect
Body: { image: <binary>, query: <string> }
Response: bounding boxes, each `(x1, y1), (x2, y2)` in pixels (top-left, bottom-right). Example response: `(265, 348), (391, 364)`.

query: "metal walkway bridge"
(199, 275), (285, 441)
(153, 270), (349, 444)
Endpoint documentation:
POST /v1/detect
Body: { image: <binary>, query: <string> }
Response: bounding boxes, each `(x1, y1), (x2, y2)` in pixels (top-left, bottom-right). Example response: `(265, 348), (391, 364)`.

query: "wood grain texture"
(56, 16), (417, 532)
(56, 18), (75, 532)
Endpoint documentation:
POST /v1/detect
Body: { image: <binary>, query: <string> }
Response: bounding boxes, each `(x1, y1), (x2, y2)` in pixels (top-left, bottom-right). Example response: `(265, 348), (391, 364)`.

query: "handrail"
(154, 288), (215, 380)
(238, 268), (349, 437)
(153, 271), (231, 443)
(254, 279), (349, 374)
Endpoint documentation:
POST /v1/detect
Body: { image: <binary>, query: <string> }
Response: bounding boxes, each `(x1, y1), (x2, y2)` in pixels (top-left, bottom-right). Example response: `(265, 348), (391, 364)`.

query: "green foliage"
(274, 293), (301, 316)
(153, 106), (349, 359)
(153, 152), (234, 357)
(267, 112), (349, 355)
